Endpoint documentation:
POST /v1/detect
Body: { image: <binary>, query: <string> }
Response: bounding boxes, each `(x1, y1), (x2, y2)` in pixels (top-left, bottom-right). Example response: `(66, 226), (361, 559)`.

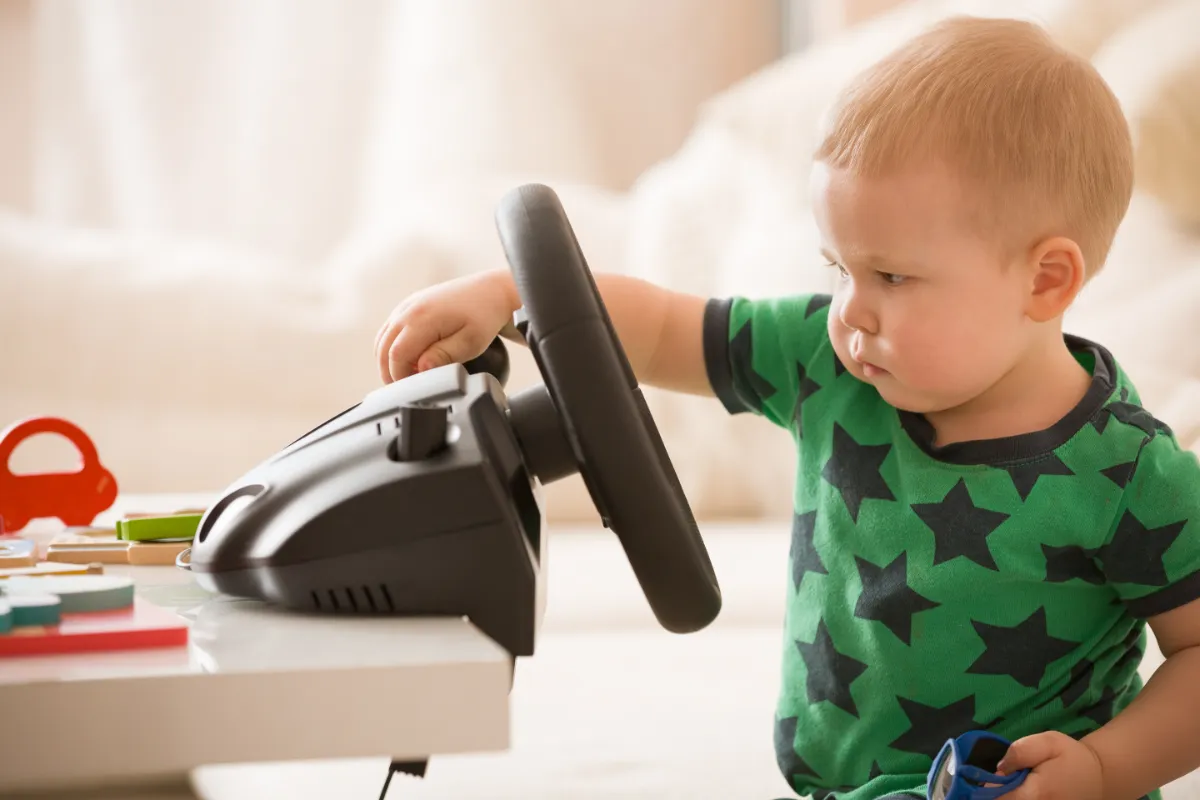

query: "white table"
(0, 497), (513, 799)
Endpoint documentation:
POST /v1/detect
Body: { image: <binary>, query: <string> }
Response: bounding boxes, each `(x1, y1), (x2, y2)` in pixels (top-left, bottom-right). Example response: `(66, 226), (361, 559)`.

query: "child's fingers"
(999, 771), (1044, 800)
(997, 731), (1065, 773)
(375, 299), (414, 356)
(377, 321), (405, 383)
(387, 324), (440, 383)
(416, 326), (476, 373)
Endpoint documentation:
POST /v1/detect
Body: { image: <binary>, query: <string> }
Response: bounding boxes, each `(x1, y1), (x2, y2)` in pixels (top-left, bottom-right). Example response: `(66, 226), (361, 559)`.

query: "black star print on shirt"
(1043, 544), (1104, 585)
(792, 361), (822, 436)
(775, 715), (820, 787)
(795, 619), (868, 717)
(822, 423), (895, 523)
(1098, 509), (1187, 586)
(1114, 643), (1144, 678)
(966, 607), (1079, 689)
(1004, 454), (1075, 502)
(729, 319), (777, 414)
(1036, 658), (1096, 711)
(1100, 460), (1137, 488)
(1060, 659), (1096, 708)
(911, 479), (1009, 571)
(889, 695), (979, 759)
(1081, 685), (1120, 726)
(791, 510), (826, 591)
(806, 294), (832, 318)
(854, 552), (940, 645)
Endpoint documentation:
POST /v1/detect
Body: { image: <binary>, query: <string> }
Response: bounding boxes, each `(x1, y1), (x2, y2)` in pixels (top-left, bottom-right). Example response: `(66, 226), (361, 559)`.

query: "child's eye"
(825, 261), (849, 279)
(879, 271), (906, 286)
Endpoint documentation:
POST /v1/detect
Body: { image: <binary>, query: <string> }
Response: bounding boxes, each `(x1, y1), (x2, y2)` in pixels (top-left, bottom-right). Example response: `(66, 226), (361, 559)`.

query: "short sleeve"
(702, 293), (834, 429)
(1098, 432), (1200, 618)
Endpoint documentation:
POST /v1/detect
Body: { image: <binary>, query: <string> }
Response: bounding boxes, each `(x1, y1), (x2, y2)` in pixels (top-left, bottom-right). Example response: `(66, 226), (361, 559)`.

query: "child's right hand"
(374, 270), (518, 385)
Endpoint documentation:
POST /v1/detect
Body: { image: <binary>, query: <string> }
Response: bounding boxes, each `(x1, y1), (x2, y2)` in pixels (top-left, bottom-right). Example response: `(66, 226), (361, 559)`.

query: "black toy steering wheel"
(494, 184), (720, 634)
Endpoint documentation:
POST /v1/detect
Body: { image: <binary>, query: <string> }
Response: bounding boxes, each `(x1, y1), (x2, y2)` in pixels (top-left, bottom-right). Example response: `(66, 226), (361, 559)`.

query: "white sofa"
(3, 0), (1199, 524)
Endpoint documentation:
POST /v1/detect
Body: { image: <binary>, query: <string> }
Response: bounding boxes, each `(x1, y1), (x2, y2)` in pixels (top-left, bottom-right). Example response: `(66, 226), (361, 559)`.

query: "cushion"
(694, 0), (1165, 191)
(1092, 0), (1200, 228)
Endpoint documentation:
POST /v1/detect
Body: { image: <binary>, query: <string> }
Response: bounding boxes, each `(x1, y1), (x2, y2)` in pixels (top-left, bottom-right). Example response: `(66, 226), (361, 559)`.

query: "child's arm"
(377, 268), (713, 396)
(1080, 602), (1200, 799)
(498, 270), (712, 395)
(997, 436), (1200, 799)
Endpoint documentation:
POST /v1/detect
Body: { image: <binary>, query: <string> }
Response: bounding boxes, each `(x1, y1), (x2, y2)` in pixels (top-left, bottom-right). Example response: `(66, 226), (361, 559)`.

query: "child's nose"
(838, 284), (878, 334)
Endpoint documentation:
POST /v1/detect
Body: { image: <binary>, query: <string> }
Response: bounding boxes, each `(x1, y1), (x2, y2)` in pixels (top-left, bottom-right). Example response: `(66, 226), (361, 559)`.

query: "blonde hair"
(815, 16), (1134, 276)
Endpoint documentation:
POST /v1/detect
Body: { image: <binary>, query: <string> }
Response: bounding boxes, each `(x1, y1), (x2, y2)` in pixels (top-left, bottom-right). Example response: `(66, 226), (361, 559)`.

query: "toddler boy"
(375, 16), (1200, 800)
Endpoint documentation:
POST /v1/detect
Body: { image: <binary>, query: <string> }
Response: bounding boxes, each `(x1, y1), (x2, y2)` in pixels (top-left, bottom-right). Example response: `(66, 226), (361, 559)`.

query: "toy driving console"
(927, 731), (1030, 799)
(181, 183), (722, 792)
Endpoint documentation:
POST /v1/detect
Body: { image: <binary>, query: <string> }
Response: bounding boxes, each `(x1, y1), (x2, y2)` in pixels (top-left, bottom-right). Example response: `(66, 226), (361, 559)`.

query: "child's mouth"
(862, 362), (888, 378)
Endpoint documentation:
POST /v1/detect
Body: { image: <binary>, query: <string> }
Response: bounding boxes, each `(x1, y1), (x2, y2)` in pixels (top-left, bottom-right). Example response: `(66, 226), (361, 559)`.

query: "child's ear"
(1024, 236), (1086, 322)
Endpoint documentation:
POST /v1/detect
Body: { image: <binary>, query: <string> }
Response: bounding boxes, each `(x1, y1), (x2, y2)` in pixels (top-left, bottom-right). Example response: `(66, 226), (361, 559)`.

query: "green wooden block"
(9, 594), (61, 627)
(119, 514), (201, 542)
(0, 599), (11, 634)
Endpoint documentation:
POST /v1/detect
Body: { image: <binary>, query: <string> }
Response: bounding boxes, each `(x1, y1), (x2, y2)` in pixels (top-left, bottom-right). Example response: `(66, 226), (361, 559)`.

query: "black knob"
(389, 405), (449, 461)
(463, 336), (510, 387)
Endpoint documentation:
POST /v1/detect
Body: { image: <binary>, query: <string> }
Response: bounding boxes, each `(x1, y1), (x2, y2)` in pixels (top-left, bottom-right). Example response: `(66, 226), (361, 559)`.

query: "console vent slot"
(312, 586), (396, 612)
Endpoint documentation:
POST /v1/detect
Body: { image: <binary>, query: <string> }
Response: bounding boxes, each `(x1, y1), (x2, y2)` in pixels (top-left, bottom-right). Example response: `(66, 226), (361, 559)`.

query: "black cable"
(378, 759), (428, 799)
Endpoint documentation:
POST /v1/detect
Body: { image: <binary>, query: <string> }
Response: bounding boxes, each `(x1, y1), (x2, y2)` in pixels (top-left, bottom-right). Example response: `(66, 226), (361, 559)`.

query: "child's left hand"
(995, 731), (1105, 799)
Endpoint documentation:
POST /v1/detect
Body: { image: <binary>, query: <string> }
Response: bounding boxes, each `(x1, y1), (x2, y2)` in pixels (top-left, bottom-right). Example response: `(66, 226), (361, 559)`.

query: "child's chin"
(874, 383), (940, 414)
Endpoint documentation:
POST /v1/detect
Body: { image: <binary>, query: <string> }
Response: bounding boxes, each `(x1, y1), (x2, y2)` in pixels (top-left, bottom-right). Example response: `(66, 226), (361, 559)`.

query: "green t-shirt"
(703, 293), (1200, 800)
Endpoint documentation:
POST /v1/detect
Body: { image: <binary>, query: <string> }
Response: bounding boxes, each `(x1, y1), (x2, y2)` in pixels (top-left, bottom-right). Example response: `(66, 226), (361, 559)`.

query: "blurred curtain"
(3, 0), (780, 268)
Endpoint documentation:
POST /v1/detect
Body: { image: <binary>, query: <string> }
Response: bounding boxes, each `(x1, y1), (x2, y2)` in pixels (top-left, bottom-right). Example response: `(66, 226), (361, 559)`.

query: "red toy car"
(0, 417), (118, 534)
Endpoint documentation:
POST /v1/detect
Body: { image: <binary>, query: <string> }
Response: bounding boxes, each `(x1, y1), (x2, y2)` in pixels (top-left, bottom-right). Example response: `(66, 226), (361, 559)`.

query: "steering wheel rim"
(494, 183), (721, 633)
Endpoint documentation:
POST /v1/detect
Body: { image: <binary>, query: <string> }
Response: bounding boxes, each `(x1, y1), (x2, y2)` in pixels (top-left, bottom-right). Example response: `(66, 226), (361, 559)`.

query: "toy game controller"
(183, 183), (723, 659)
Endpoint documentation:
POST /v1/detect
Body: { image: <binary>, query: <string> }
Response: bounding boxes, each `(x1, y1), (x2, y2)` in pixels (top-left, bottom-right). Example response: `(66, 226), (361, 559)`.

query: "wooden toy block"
(0, 598), (188, 657)
(45, 541), (130, 564)
(0, 416), (118, 533)
(0, 539), (35, 568)
(50, 532), (121, 546)
(8, 593), (61, 627)
(127, 541), (192, 566)
(123, 507), (206, 520)
(3, 575), (134, 613)
(0, 562), (103, 579)
(62, 525), (118, 537)
(117, 513), (201, 542)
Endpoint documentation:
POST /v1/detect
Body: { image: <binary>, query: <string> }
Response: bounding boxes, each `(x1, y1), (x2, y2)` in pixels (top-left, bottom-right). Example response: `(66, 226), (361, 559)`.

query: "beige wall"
(0, 0), (32, 212)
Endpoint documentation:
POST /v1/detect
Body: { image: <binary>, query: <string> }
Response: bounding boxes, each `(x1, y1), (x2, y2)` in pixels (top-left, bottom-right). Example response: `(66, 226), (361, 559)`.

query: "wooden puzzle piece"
(127, 540), (193, 566)
(0, 417), (118, 533)
(123, 507), (206, 519)
(0, 539), (35, 568)
(7, 593), (61, 626)
(3, 575), (134, 613)
(0, 562), (104, 579)
(0, 597), (188, 657)
(50, 532), (121, 547)
(45, 541), (130, 564)
(116, 514), (202, 542)
(61, 525), (118, 538)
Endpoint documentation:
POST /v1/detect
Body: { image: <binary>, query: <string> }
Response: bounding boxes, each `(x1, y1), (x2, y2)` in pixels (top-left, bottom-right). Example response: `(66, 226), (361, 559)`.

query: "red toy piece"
(0, 417), (118, 534)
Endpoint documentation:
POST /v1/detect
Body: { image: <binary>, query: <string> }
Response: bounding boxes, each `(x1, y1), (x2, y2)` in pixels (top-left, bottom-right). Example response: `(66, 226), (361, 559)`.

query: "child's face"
(811, 161), (1034, 414)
